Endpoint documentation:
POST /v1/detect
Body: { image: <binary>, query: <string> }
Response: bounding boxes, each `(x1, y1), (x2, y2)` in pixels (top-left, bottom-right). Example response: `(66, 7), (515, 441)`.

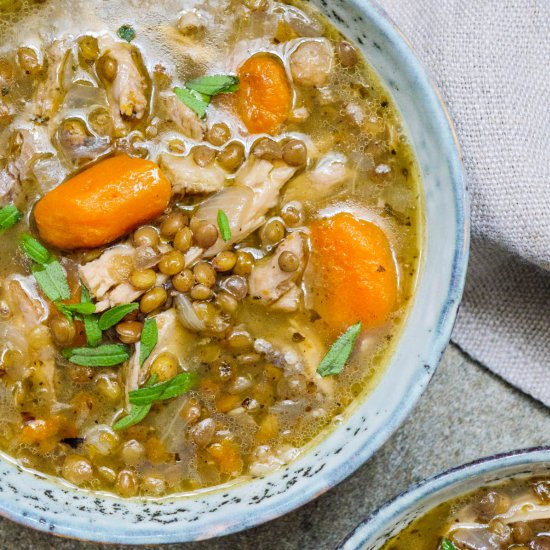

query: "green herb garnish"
(113, 374), (158, 431)
(174, 86), (211, 118)
(129, 372), (198, 406)
(117, 24), (136, 42)
(56, 301), (96, 320)
(139, 318), (158, 367)
(0, 204), (22, 231)
(316, 321), (362, 377)
(62, 344), (130, 367)
(19, 234), (51, 265)
(98, 303), (139, 331)
(186, 75), (239, 96)
(217, 209), (231, 242)
(441, 539), (458, 550)
(31, 261), (71, 302)
(80, 284), (102, 347)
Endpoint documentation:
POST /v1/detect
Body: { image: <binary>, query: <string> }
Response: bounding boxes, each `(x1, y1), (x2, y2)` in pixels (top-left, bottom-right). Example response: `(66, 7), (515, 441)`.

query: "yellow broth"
(0, 0), (422, 496)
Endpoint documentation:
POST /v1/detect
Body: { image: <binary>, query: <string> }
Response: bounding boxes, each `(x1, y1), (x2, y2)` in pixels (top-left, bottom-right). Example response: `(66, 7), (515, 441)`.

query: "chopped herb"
(0, 204), (22, 231)
(129, 372), (198, 406)
(441, 539), (458, 550)
(117, 24), (136, 42)
(31, 261), (71, 302)
(186, 75), (239, 96)
(56, 301), (96, 320)
(139, 318), (158, 366)
(19, 234), (51, 265)
(62, 344), (130, 367)
(80, 284), (102, 347)
(98, 303), (139, 331)
(174, 86), (210, 118)
(316, 321), (362, 377)
(217, 209), (231, 241)
(113, 374), (158, 431)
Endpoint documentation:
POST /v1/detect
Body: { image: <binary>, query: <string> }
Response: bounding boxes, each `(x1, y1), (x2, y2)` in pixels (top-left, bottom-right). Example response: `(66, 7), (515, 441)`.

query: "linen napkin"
(376, 0), (550, 405)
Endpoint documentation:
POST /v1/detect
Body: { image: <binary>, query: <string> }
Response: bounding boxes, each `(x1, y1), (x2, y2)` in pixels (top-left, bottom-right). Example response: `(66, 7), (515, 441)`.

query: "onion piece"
(174, 293), (206, 332)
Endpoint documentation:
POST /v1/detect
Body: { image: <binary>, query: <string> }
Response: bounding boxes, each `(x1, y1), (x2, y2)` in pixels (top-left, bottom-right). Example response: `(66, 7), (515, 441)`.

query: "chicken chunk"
(159, 153), (227, 195)
(159, 91), (205, 140)
(192, 157), (297, 257)
(249, 232), (306, 305)
(99, 37), (148, 135)
(78, 244), (166, 311)
(290, 39), (334, 87)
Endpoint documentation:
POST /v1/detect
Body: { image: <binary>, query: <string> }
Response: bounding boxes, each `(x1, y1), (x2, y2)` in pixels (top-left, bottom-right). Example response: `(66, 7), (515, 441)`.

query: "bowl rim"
(339, 446), (550, 549)
(0, 0), (469, 543)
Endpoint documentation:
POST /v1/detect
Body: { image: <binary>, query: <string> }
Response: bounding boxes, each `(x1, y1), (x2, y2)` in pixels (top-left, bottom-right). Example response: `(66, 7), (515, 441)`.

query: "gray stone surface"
(3, 345), (549, 549)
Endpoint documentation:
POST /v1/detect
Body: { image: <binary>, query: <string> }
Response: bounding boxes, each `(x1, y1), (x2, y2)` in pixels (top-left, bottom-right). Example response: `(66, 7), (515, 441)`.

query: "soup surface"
(0, 0), (421, 496)
(382, 476), (550, 550)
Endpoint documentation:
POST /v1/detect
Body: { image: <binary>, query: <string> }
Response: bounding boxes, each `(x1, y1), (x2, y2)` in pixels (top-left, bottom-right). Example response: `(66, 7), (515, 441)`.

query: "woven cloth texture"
(377, 0), (550, 404)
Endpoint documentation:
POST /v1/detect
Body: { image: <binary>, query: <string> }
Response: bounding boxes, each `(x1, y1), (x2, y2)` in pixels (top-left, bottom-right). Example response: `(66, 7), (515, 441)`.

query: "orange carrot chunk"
(236, 55), (292, 135)
(309, 212), (398, 333)
(34, 155), (171, 250)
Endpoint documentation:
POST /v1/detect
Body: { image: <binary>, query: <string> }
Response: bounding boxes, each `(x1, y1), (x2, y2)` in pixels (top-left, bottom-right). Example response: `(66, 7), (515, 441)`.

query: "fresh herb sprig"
(441, 539), (458, 550)
(316, 321), (362, 377)
(56, 301), (96, 320)
(217, 209), (231, 242)
(139, 318), (158, 367)
(80, 285), (102, 347)
(98, 303), (139, 330)
(113, 374), (158, 431)
(117, 24), (135, 42)
(174, 74), (239, 118)
(0, 204), (22, 231)
(129, 372), (198, 406)
(62, 344), (130, 367)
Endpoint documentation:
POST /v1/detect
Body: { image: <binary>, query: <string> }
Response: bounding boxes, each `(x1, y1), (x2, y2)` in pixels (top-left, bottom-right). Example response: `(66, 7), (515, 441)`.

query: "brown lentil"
(97, 54), (117, 82)
(115, 321), (143, 344)
(78, 36), (99, 62)
(150, 353), (178, 381)
(190, 283), (213, 301)
(62, 455), (94, 486)
(212, 251), (237, 272)
(233, 251), (254, 276)
(217, 141), (244, 172)
(193, 262), (216, 287)
(159, 250), (185, 275)
(172, 269), (194, 292)
(116, 470), (138, 497)
(282, 139), (307, 166)
(252, 137), (282, 160)
(281, 203), (303, 227)
(215, 291), (239, 314)
(192, 145), (216, 167)
(221, 275), (248, 300)
(50, 315), (76, 345)
(173, 226), (193, 252)
(129, 268), (156, 290)
(278, 250), (300, 272)
(337, 41), (358, 67)
(160, 211), (187, 238)
(133, 226), (159, 248)
(140, 287), (168, 313)
(262, 219), (285, 245)
(206, 122), (230, 146)
(194, 223), (218, 248)
(227, 329), (253, 350)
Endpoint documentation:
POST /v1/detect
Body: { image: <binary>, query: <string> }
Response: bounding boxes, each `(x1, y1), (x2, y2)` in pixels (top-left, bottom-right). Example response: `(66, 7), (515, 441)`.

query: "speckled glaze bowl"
(0, 0), (468, 543)
(340, 448), (550, 550)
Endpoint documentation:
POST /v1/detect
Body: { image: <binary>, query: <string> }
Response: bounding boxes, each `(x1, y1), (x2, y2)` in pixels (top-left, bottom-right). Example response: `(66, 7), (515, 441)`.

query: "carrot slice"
(34, 155), (171, 250)
(236, 55), (292, 134)
(309, 212), (398, 332)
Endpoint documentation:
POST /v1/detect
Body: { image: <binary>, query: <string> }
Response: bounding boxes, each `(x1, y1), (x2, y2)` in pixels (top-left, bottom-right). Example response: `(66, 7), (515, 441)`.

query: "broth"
(0, 0), (422, 496)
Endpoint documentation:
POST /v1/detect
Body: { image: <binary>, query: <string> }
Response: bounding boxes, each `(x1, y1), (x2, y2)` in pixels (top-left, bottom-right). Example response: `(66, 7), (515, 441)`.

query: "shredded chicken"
(159, 153), (227, 195)
(33, 39), (70, 121)
(159, 91), (206, 140)
(249, 444), (300, 477)
(99, 36), (148, 135)
(193, 157), (297, 257)
(249, 232), (305, 306)
(289, 38), (334, 87)
(78, 244), (166, 311)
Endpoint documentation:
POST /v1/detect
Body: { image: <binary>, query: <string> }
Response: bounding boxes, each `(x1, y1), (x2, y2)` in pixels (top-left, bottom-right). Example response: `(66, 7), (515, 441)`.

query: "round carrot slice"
(34, 155), (171, 250)
(309, 212), (398, 332)
(236, 54), (292, 135)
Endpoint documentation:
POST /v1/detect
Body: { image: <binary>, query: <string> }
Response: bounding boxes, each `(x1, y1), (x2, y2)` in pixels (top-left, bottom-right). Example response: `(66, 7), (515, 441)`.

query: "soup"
(383, 477), (550, 550)
(0, 0), (421, 497)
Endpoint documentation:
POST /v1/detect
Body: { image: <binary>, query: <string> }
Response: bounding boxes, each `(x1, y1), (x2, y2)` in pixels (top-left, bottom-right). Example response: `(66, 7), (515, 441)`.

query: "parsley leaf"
(174, 86), (210, 118)
(139, 318), (158, 367)
(186, 75), (239, 96)
(0, 204), (22, 231)
(217, 209), (231, 242)
(62, 344), (130, 367)
(316, 321), (362, 377)
(98, 303), (139, 331)
(117, 25), (136, 42)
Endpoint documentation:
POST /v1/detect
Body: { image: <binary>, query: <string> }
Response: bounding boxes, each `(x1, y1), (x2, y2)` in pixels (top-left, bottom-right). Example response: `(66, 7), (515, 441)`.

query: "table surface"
(5, 345), (549, 550)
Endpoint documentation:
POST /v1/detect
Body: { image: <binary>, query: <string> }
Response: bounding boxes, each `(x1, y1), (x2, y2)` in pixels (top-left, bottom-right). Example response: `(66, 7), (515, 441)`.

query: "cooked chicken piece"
(192, 157), (297, 257)
(2, 276), (56, 399)
(289, 38), (334, 87)
(99, 37), (148, 135)
(159, 91), (205, 140)
(271, 284), (302, 312)
(249, 232), (305, 304)
(33, 39), (70, 121)
(159, 153), (227, 195)
(79, 244), (166, 311)
(124, 308), (195, 404)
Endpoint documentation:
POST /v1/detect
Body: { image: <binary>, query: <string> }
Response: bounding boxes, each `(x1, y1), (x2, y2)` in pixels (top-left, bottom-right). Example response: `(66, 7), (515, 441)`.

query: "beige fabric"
(377, 0), (550, 404)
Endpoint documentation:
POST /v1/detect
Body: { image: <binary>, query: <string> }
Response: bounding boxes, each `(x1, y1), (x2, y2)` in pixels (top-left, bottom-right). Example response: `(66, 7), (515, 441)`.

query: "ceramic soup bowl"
(0, 0), (468, 543)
